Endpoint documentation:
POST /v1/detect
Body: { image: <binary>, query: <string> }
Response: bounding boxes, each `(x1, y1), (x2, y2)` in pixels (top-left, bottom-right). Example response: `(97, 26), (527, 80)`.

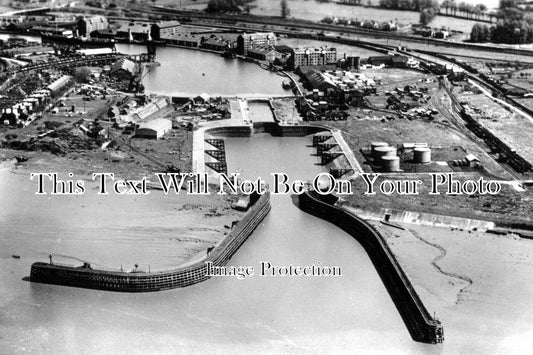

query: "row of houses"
(321, 17), (398, 32)
(412, 25), (451, 39)
(1, 89), (51, 126)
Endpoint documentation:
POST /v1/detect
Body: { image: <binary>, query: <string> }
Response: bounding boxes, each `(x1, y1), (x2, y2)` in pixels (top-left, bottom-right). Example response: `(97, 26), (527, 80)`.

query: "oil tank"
(373, 146), (397, 161)
(371, 142), (389, 153)
(381, 156), (400, 172)
(414, 147), (431, 164)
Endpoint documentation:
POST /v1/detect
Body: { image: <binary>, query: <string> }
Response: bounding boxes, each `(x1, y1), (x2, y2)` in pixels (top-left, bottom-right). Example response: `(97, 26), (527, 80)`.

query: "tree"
(497, 8), (524, 21)
(420, 7), (437, 26)
(473, 5), (482, 19)
(441, 0), (452, 15)
(481, 24), (491, 41)
(74, 67), (92, 83)
(470, 23), (480, 41)
(470, 23), (490, 42)
(281, 0), (290, 18)
(500, 0), (519, 9)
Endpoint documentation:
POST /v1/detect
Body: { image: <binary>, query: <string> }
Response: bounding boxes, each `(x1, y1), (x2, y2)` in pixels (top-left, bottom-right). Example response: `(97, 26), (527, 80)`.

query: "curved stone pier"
(30, 191), (271, 292)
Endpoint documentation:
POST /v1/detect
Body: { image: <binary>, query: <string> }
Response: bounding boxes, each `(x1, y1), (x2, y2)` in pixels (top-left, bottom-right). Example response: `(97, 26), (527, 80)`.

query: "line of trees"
(377, 0), (440, 26)
(471, 21), (533, 44)
(378, 0), (438, 11)
(206, 0), (253, 13)
(378, 1), (491, 22)
(440, 1), (488, 20)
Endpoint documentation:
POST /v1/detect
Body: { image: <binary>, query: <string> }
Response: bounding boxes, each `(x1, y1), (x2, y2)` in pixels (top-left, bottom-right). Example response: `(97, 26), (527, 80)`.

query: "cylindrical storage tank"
(414, 147), (431, 164)
(371, 141), (389, 153)
(373, 146), (396, 161)
(381, 156), (400, 172)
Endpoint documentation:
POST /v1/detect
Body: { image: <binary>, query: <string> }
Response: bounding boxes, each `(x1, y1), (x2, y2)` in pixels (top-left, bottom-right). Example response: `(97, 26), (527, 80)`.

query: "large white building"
(135, 118), (172, 139)
(290, 47), (337, 69)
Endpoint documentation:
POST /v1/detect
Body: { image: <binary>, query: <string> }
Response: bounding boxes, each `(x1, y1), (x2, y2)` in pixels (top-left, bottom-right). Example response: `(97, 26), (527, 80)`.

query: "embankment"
(298, 190), (444, 344)
(30, 191), (271, 292)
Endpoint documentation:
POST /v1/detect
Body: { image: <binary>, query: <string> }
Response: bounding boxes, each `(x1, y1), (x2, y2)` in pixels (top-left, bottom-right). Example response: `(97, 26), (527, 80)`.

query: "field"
(271, 98), (301, 123)
(346, 173), (533, 227)
(364, 68), (437, 110)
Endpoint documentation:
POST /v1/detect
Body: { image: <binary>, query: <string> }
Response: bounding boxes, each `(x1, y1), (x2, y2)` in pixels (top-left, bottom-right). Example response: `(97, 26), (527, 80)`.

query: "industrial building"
(201, 37), (230, 51)
(30, 26), (73, 37)
(47, 75), (73, 97)
(367, 55), (409, 68)
(193, 93), (210, 105)
(135, 118), (172, 139)
(150, 21), (181, 40)
(298, 67), (338, 92)
(116, 22), (153, 41)
(246, 46), (280, 62)
(109, 58), (136, 79)
(162, 33), (201, 48)
(127, 97), (169, 122)
(290, 47), (337, 69)
(77, 15), (108, 37)
(237, 32), (276, 55)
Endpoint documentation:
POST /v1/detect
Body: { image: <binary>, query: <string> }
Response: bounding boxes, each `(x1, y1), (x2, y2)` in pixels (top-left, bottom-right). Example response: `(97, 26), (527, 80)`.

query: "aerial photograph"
(1, 0), (532, 353)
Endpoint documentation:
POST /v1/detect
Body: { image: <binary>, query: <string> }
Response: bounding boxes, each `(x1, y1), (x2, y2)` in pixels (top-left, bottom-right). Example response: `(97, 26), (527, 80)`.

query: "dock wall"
(30, 192), (271, 292)
(298, 190), (444, 344)
(251, 122), (325, 136)
(348, 206), (495, 232)
(205, 125), (253, 137)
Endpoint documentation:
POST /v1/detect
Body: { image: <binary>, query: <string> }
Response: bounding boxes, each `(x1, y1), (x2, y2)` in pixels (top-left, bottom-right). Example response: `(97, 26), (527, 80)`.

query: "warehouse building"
(116, 22), (152, 41)
(151, 21), (181, 40)
(135, 118), (172, 139)
(289, 47), (337, 69)
(162, 33), (201, 48)
(77, 15), (108, 37)
(237, 32), (276, 55)
(110, 58), (136, 79)
(247, 46), (280, 62)
(47, 75), (73, 97)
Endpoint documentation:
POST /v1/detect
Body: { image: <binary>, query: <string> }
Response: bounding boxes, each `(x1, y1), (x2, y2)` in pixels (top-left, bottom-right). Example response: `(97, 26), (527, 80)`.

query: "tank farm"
(29, 121), (444, 344)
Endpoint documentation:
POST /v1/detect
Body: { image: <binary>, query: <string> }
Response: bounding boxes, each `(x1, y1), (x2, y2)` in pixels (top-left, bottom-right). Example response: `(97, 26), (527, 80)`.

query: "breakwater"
(298, 190), (444, 344)
(30, 191), (271, 292)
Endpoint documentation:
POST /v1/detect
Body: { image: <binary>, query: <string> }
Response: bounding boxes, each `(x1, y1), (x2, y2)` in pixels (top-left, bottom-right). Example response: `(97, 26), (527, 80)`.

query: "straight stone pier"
(192, 98), (253, 176)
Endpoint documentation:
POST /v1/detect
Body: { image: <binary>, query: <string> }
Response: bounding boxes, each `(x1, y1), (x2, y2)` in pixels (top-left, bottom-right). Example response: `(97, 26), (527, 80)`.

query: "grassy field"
(346, 174), (533, 227)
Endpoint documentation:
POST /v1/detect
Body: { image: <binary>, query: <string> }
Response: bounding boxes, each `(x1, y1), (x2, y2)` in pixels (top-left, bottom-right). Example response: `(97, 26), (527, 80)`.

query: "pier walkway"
(192, 98), (252, 175)
(331, 130), (364, 177)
